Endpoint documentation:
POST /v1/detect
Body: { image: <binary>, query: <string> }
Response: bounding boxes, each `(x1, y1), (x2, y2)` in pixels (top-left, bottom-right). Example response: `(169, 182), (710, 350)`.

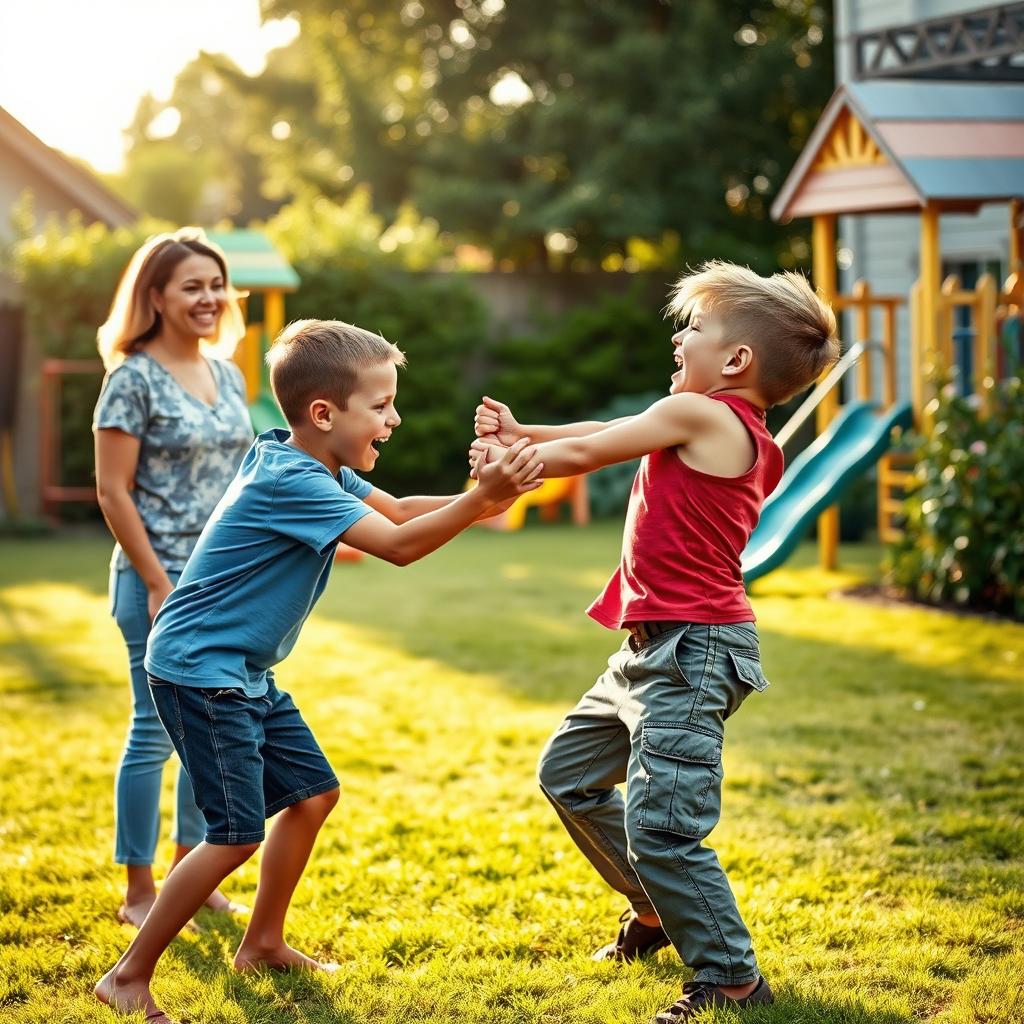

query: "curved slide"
(742, 400), (914, 585)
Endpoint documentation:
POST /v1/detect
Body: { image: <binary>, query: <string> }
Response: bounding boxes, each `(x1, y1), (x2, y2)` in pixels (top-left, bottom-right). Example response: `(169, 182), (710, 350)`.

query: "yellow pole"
(813, 214), (839, 572)
(1011, 198), (1023, 273)
(910, 279), (923, 426)
(264, 289), (285, 343)
(975, 274), (997, 415)
(883, 302), (897, 408)
(261, 289), (286, 398)
(919, 203), (942, 431)
(853, 278), (872, 401)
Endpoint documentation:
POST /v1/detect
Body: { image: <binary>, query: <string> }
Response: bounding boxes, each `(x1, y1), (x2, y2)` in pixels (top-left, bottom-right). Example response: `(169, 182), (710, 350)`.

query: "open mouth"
(370, 435), (390, 453)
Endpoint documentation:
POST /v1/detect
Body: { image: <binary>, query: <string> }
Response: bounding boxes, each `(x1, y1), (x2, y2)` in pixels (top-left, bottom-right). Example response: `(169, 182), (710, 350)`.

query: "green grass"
(1, 525), (1022, 1024)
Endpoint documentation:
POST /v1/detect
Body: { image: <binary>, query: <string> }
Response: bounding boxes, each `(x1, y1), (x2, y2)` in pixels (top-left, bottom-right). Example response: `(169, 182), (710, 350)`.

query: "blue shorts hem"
(265, 776), (340, 818)
(204, 829), (267, 846)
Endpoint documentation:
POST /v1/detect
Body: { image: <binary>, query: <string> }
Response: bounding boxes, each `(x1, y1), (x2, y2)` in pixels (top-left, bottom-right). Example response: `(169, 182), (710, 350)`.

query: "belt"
(626, 620), (681, 652)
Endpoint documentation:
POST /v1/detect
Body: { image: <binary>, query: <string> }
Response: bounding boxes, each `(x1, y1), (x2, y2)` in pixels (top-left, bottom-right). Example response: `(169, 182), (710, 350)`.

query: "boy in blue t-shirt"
(96, 319), (544, 1023)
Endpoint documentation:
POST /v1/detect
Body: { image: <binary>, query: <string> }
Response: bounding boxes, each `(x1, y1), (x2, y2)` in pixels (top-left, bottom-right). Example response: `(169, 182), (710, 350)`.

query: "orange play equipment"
(474, 473), (590, 531)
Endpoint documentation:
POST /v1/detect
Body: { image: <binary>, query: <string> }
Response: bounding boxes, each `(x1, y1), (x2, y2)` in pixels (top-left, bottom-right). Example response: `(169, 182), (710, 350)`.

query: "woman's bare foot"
(117, 899), (199, 934)
(203, 890), (250, 915)
(232, 942), (339, 974)
(116, 897), (156, 929)
(94, 967), (174, 1023)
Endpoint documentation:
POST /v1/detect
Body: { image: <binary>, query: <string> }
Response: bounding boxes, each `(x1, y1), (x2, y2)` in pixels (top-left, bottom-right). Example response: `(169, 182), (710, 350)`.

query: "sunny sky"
(0, 0), (299, 173)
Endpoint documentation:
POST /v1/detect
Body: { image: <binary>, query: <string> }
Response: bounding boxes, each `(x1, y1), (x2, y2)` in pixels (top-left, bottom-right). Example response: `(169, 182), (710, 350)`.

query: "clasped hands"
(468, 396), (530, 481)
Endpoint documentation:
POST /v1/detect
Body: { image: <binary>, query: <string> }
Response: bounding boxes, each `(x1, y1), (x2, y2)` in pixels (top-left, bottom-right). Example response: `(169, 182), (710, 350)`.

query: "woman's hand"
(147, 576), (175, 622)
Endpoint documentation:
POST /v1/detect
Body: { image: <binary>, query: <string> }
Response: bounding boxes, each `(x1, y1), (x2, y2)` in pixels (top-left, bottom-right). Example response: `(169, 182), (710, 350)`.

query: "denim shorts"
(148, 675), (339, 845)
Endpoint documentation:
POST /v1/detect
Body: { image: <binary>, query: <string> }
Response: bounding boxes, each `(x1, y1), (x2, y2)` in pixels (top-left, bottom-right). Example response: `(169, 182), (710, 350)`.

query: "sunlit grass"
(1, 527), (1022, 1023)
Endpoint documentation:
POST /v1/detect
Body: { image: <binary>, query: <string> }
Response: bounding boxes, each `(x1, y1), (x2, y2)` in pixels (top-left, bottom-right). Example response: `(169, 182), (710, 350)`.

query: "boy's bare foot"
(95, 967), (174, 1023)
(233, 943), (339, 974)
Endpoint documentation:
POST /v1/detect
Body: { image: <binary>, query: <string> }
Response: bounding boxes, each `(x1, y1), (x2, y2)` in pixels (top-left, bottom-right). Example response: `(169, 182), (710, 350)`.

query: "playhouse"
(740, 60), (1023, 579)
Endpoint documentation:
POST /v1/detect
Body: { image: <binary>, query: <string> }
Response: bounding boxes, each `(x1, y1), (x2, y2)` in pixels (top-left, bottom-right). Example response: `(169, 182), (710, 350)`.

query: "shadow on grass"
(167, 914), (360, 1024)
(0, 592), (86, 700)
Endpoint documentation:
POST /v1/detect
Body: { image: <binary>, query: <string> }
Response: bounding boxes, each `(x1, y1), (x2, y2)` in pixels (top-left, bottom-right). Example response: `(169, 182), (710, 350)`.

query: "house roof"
(0, 105), (137, 226)
(771, 80), (1024, 222)
(206, 229), (300, 291)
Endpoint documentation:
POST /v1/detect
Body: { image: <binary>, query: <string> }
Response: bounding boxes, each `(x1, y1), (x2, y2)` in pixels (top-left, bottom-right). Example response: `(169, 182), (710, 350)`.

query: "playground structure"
(743, 79), (1024, 581)
(205, 229), (298, 431)
(474, 473), (589, 531)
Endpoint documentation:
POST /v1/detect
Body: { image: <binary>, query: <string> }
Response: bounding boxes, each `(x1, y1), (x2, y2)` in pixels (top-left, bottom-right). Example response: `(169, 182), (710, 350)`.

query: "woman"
(93, 229), (255, 926)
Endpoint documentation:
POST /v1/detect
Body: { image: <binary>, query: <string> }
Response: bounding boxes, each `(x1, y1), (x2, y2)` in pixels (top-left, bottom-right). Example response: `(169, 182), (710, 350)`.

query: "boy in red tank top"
(472, 261), (839, 1023)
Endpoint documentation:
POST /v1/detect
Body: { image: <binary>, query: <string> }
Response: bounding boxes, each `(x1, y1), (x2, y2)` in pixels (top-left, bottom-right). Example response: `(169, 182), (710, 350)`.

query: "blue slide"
(742, 400), (914, 585)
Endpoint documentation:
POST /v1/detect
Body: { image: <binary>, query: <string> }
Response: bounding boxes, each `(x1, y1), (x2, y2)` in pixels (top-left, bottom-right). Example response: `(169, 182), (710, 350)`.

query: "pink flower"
(969, 441), (987, 456)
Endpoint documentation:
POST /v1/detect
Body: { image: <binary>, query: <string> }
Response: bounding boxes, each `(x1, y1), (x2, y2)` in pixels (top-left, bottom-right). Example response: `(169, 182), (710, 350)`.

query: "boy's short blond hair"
(266, 319), (406, 425)
(667, 260), (839, 406)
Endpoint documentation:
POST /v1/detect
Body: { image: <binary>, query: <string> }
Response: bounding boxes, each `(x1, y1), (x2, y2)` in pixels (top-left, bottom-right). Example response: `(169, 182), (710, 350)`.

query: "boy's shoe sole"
(653, 976), (774, 1023)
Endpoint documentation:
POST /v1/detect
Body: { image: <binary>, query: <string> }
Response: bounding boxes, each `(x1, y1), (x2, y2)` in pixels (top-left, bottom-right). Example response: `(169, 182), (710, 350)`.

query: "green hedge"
(887, 377), (1024, 619)
(283, 265), (488, 495)
(5, 211), (155, 506)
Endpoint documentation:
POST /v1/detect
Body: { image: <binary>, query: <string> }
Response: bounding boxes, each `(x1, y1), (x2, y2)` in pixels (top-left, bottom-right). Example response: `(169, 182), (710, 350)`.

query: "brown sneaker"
(652, 976), (774, 1023)
(592, 909), (671, 962)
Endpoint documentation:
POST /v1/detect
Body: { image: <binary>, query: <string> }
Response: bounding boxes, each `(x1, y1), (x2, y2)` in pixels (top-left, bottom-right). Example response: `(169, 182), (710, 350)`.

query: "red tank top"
(587, 394), (784, 629)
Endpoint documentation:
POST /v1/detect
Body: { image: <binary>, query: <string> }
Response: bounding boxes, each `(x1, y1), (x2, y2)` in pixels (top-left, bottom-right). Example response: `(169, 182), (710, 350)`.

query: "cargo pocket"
(638, 724), (723, 839)
(722, 648), (769, 719)
(727, 650), (769, 693)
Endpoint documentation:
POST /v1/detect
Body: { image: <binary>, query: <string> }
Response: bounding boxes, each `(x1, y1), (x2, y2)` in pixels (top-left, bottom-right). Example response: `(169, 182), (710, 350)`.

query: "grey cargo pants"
(537, 622), (769, 985)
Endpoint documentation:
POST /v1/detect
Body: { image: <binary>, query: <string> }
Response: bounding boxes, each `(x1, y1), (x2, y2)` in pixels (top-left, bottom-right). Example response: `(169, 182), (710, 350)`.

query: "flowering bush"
(887, 376), (1024, 619)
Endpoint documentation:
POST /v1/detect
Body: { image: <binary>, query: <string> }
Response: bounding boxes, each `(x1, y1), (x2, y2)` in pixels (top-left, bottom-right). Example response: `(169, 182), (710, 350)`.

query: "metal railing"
(774, 339), (883, 449)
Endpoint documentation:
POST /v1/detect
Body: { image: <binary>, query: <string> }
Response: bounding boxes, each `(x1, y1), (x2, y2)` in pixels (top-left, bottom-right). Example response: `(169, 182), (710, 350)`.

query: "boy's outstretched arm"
(341, 439), (543, 565)
(362, 488), (464, 525)
(473, 393), (719, 477)
(362, 487), (518, 525)
(475, 396), (634, 445)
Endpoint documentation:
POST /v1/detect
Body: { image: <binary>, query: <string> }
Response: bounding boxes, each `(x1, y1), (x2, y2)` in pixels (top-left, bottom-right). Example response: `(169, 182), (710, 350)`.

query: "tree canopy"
(115, 0), (833, 270)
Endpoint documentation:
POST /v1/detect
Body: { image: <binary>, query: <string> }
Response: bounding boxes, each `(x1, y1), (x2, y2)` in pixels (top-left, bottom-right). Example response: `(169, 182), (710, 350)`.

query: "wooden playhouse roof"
(771, 80), (1024, 222)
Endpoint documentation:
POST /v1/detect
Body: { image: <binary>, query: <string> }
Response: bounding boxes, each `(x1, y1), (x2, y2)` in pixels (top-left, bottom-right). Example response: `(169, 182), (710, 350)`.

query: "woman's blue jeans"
(110, 564), (206, 864)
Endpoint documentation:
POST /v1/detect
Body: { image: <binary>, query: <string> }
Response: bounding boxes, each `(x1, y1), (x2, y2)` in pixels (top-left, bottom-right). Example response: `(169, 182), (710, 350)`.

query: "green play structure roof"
(205, 229), (300, 291)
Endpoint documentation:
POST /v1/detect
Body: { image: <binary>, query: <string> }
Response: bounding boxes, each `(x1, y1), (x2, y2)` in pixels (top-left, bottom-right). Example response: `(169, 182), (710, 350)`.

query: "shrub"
(4, 204), (157, 507)
(887, 376), (1024, 619)
(285, 265), (489, 495)
(488, 286), (673, 425)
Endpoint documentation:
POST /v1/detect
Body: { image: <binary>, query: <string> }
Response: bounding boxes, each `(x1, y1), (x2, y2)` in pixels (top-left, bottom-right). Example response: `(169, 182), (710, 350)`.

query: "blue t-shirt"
(92, 352), (254, 571)
(145, 429), (373, 696)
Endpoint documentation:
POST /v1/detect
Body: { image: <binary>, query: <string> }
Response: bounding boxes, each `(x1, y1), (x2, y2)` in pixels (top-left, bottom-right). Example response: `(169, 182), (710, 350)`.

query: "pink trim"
(787, 165), (921, 217)
(876, 120), (1024, 158)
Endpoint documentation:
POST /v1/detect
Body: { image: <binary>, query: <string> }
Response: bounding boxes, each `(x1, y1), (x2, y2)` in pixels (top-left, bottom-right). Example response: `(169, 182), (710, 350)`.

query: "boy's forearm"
(386, 490), (490, 564)
(531, 437), (591, 477)
(519, 416), (633, 442)
(394, 494), (461, 522)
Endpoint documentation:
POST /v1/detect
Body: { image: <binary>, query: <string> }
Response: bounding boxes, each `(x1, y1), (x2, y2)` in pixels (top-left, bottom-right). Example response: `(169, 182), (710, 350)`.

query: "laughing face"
(669, 306), (730, 395)
(152, 253), (227, 340)
(333, 361), (402, 472)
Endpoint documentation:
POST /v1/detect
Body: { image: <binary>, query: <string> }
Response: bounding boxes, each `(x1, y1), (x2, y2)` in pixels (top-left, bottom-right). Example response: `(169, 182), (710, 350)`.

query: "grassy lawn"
(1, 524), (1022, 1024)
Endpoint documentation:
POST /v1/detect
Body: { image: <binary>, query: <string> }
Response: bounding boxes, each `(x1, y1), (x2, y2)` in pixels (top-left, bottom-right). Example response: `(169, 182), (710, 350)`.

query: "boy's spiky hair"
(667, 260), (839, 406)
(266, 319), (406, 425)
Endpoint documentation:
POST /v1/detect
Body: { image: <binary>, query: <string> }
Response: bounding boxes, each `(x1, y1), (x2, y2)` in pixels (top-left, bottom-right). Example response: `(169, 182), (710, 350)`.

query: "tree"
(118, 1), (833, 270)
(258, 0), (833, 269)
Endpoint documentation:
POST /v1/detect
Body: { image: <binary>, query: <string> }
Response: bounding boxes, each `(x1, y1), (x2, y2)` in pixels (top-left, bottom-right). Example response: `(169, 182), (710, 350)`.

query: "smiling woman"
(92, 228), (255, 930)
